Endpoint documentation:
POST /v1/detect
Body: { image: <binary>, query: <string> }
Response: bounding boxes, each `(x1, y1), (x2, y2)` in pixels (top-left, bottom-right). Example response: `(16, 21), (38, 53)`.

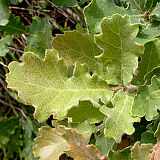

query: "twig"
(0, 61), (8, 68)
(60, 6), (86, 27)
(0, 100), (18, 117)
(45, 0), (76, 24)
(8, 46), (24, 54)
(14, 35), (24, 46)
(0, 78), (17, 101)
(9, 6), (51, 13)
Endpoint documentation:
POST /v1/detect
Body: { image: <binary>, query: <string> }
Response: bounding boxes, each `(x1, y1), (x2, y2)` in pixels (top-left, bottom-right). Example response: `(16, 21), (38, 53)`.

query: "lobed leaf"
(95, 15), (144, 85)
(96, 134), (115, 156)
(132, 76), (160, 121)
(33, 126), (108, 160)
(84, 0), (140, 36)
(58, 125), (108, 160)
(33, 127), (67, 160)
(100, 90), (140, 143)
(135, 39), (160, 84)
(136, 21), (160, 44)
(131, 141), (153, 160)
(6, 49), (113, 122)
(52, 30), (105, 77)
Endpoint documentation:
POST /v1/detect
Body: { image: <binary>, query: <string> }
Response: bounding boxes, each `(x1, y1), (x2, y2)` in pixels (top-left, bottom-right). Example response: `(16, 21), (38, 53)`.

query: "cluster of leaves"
(2, 0), (160, 160)
(0, 0), (88, 159)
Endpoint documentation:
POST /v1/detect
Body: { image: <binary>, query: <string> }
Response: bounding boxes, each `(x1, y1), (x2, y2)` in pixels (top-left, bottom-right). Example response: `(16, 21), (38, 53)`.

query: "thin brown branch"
(8, 46), (24, 54)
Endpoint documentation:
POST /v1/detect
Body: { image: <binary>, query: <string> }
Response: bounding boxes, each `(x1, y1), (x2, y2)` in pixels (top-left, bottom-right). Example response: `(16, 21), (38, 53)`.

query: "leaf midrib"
(9, 79), (110, 92)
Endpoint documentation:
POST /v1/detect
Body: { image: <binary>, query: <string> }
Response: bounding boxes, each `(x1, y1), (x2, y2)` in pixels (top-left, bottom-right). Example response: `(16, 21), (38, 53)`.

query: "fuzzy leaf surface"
(96, 134), (115, 156)
(6, 49), (113, 122)
(67, 100), (105, 123)
(0, 35), (12, 56)
(58, 125), (107, 160)
(69, 121), (95, 143)
(33, 127), (67, 160)
(0, 0), (9, 26)
(95, 15), (143, 85)
(136, 21), (160, 44)
(52, 31), (104, 76)
(84, 0), (139, 36)
(100, 90), (140, 143)
(132, 76), (160, 121)
(131, 141), (153, 160)
(136, 39), (160, 84)
(33, 126), (107, 160)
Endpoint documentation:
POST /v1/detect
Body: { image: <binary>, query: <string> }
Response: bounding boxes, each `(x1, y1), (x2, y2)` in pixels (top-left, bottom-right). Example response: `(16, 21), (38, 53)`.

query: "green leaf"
(52, 0), (78, 7)
(108, 146), (132, 160)
(96, 134), (115, 156)
(25, 18), (52, 59)
(84, 0), (139, 36)
(5, 128), (23, 158)
(140, 131), (157, 145)
(136, 21), (160, 44)
(67, 100), (105, 123)
(145, 0), (158, 11)
(0, 0), (10, 26)
(135, 39), (160, 84)
(52, 31), (104, 76)
(154, 122), (160, 139)
(22, 118), (37, 160)
(33, 127), (67, 160)
(0, 15), (26, 35)
(132, 76), (160, 121)
(6, 49), (113, 122)
(69, 121), (95, 143)
(100, 90), (140, 143)
(126, 0), (147, 13)
(33, 126), (107, 160)
(0, 35), (13, 56)
(0, 117), (19, 146)
(95, 15), (143, 85)
(131, 141), (153, 160)
(57, 125), (107, 160)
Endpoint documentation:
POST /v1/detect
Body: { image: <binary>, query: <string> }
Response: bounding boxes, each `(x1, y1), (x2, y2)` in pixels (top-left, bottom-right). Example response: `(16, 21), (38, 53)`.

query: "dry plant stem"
(0, 100), (18, 117)
(0, 61), (8, 68)
(8, 46), (24, 54)
(0, 78), (16, 101)
(46, 0), (76, 24)
(14, 35), (24, 46)
(60, 6), (86, 27)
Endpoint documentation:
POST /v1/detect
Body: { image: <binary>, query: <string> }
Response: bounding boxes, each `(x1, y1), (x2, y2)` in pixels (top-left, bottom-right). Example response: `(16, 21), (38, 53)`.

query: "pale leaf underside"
(95, 15), (143, 85)
(6, 49), (113, 122)
(132, 76), (160, 121)
(100, 90), (140, 143)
